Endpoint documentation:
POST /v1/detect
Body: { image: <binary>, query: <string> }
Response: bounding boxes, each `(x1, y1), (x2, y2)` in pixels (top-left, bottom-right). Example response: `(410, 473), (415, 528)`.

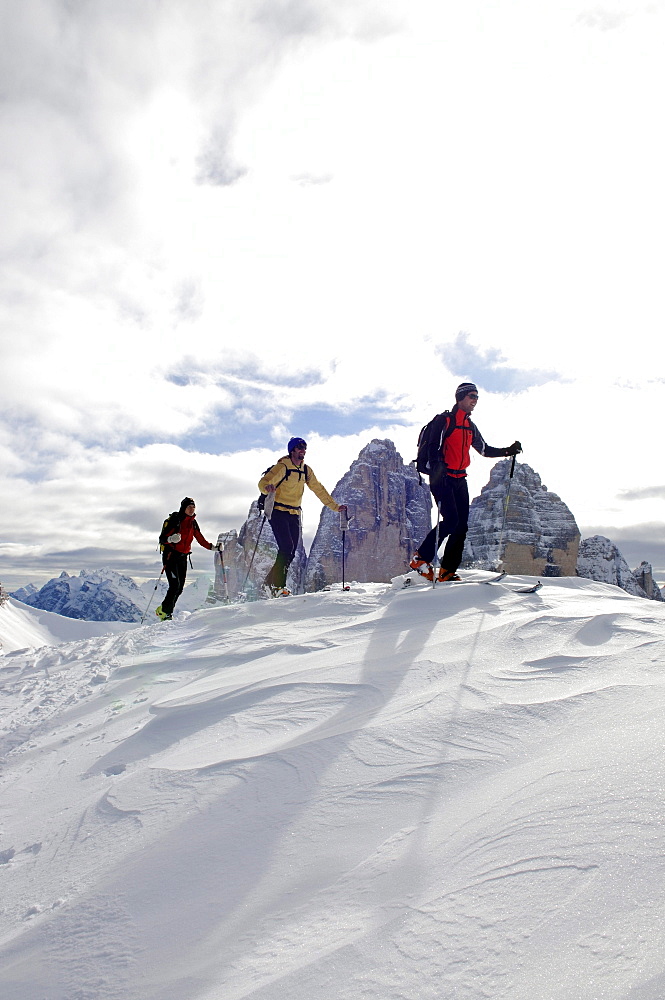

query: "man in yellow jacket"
(259, 436), (347, 596)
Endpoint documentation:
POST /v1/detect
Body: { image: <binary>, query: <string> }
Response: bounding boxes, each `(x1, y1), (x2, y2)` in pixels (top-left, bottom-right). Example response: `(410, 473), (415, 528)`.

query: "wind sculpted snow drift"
(1, 574), (665, 1000)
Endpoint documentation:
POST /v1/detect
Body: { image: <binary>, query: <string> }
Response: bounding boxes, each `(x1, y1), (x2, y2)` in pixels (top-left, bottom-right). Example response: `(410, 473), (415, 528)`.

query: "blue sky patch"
(439, 332), (560, 394)
(291, 398), (411, 439)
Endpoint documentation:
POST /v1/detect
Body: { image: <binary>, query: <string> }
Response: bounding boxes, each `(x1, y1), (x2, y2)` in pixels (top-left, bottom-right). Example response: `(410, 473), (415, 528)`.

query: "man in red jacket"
(156, 497), (218, 620)
(411, 383), (521, 582)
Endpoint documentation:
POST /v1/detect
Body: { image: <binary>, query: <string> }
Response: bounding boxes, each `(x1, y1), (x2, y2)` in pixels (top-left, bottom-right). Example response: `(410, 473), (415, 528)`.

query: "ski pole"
(242, 514), (266, 592)
(214, 532), (229, 602)
(219, 542), (228, 601)
(495, 454), (517, 571)
(432, 501), (442, 589)
(140, 566), (165, 623)
(340, 508), (351, 591)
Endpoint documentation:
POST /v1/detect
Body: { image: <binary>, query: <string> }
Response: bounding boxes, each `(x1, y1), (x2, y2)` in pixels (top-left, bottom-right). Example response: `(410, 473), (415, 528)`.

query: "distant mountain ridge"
(11, 568), (146, 622)
(10, 568), (214, 622)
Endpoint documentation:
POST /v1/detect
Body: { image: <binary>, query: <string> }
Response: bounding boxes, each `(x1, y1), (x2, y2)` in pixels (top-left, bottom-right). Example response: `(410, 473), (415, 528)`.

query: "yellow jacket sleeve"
(305, 466), (341, 512)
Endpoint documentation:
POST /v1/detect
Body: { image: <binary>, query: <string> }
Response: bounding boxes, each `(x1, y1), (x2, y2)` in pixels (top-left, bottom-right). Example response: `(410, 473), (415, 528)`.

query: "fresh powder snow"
(1, 572), (664, 999)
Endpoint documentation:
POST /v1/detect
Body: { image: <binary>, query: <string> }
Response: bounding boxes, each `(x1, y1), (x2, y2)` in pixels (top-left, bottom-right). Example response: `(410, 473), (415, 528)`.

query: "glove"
(505, 441), (522, 456)
(167, 533), (181, 544)
(211, 542), (222, 551)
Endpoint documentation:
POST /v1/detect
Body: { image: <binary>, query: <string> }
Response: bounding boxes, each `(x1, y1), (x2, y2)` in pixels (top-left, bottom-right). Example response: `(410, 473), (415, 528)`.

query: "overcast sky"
(1, 0), (663, 591)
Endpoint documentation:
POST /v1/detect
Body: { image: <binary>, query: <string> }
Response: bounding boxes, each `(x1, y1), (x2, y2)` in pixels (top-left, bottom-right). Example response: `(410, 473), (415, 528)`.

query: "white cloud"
(1, 0), (664, 588)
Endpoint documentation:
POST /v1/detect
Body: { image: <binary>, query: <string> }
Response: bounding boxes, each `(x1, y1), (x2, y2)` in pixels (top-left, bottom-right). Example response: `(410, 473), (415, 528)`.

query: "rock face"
(304, 439), (431, 591)
(577, 537), (664, 601)
(11, 568), (146, 622)
(462, 461), (581, 576)
(632, 561), (665, 602)
(212, 506), (307, 600)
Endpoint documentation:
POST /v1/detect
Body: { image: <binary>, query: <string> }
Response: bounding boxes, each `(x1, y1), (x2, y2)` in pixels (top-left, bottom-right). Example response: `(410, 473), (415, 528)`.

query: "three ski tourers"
(150, 391), (518, 617)
(411, 382), (521, 583)
(155, 498), (220, 620)
(258, 437), (347, 597)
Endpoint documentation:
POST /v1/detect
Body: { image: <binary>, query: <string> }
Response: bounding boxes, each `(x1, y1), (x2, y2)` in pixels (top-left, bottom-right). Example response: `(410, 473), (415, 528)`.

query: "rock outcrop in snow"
(304, 439), (431, 591)
(577, 536), (664, 601)
(632, 560), (664, 602)
(462, 460), (581, 576)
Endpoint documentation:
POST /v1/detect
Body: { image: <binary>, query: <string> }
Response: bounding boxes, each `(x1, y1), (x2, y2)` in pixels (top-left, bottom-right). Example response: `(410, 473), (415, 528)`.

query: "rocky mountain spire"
(462, 460), (581, 576)
(304, 439), (431, 590)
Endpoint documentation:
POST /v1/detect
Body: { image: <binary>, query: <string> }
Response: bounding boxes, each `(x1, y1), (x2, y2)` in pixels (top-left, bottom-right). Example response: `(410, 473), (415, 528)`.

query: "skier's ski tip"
(514, 581), (542, 594)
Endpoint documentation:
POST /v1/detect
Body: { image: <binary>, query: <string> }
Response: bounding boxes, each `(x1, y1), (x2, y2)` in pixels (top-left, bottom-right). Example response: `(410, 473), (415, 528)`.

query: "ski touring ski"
(401, 572), (542, 594)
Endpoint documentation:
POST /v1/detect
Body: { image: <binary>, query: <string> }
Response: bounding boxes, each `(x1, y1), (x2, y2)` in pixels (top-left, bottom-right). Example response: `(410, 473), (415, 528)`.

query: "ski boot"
(437, 568), (461, 583)
(155, 605), (172, 621)
(409, 555), (434, 582)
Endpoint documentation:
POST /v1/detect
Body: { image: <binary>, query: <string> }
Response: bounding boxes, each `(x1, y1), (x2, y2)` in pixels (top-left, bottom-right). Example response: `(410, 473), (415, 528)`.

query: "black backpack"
(415, 411), (455, 477)
(159, 511), (200, 552)
(257, 462), (309, 511)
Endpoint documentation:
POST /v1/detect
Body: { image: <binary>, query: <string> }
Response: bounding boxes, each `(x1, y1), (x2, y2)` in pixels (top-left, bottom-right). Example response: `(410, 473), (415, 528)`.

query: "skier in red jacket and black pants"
(411, 383), (521, 583)
(156, 497), (218, 620)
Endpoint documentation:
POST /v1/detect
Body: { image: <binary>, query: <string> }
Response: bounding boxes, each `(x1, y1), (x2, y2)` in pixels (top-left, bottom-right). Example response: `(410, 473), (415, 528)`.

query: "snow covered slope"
(1, 574), (665, 1000)
(0, 597), (133, 653)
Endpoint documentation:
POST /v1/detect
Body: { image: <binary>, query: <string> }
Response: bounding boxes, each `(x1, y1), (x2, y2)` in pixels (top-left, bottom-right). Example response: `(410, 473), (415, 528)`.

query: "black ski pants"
(162, 551), (188, 615)
(265, 509), (301, 590)
(415, 475), (470, 573)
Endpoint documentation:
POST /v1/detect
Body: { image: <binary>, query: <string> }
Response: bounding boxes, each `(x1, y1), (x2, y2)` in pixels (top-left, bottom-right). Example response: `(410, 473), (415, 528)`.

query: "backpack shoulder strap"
(430, 410), (451, 449)
(281, 461), (308, 483)
(276, 461), (290, 486)
(160, 511), (180, 544)
(441, 408), (456, 444)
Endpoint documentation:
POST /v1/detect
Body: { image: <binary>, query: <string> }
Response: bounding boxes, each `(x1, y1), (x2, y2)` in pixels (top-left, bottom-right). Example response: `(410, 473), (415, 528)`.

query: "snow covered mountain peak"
(10, 567), (147, 622)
